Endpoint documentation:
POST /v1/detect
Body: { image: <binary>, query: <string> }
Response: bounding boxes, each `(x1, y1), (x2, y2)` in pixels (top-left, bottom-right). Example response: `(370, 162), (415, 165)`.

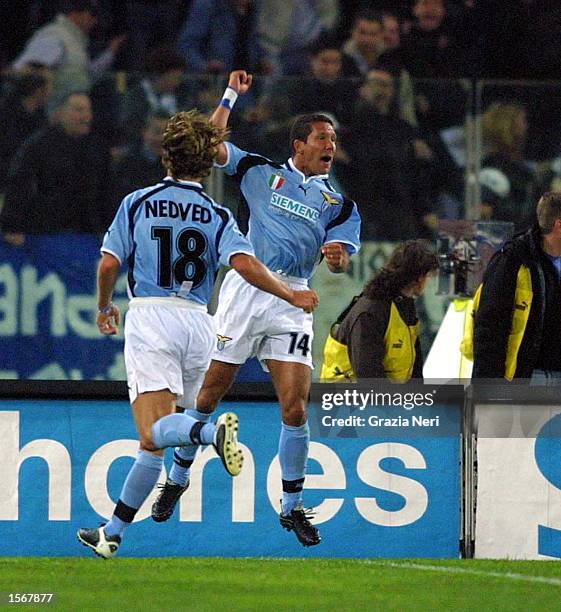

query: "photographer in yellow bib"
(321, 239), (439, 382)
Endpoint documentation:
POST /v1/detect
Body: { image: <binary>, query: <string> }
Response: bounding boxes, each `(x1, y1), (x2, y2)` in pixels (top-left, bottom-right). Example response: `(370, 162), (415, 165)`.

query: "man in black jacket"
(0, 91), (112, 242)
(339, 68), (436, 241)
(473, 191), (561, 382)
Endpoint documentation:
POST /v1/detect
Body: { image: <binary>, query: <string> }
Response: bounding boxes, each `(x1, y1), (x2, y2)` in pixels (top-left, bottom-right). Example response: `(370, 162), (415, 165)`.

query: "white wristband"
(220, 86), (238, 110)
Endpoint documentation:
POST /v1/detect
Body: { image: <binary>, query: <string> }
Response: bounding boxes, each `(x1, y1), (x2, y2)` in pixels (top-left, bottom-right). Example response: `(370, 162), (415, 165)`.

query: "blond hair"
(537, 191), (561, 233)
(162, 110), (228, 180)
(482, 102), (526, 157)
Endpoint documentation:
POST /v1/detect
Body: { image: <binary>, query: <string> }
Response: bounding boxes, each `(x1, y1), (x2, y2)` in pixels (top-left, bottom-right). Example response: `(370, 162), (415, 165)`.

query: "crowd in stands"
(1, 0), (561, 241)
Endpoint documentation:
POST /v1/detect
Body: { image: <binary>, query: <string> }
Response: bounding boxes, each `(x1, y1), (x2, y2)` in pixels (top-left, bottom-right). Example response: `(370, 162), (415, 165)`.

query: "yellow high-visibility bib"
(321, 302), (419, 382)
(459, 265), (532, 380)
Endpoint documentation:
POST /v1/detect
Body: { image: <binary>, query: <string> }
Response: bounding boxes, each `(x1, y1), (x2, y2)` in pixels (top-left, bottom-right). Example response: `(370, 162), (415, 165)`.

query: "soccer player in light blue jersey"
(155, 71), (361, 547)
(77, 109), (318, 558)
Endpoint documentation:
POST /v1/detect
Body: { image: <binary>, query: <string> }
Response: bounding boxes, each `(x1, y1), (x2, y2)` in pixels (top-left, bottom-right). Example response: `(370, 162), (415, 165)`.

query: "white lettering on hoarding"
(0, 412), (431, 526)
(355, 443), (428, 526)
(21, 266), (66, 336)
(0, 264), (17, 335)
(0, 263), (128, 340)
(85, 440), (166, 521)
(0, 412), (71, 520)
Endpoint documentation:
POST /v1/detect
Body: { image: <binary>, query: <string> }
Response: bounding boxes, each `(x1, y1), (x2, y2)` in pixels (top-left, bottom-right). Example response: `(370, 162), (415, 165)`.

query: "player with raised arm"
(153, 71), (361, 547)
(77, 109), (318, 559)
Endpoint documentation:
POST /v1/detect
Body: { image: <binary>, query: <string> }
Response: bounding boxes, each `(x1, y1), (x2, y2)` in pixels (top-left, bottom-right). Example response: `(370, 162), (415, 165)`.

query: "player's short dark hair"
(364, 240), (439, 300)
(289, 113), (334, 152)
(537, 191), (561, 233)
(162, 110), (228, 180)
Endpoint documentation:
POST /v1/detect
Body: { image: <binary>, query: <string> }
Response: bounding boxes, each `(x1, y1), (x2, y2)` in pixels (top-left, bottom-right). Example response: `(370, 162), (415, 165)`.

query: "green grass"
(2, 557), (561, 611)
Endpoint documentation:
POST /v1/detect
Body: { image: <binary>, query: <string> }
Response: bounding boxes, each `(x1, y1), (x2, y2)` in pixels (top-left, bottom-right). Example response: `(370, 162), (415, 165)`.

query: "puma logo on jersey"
(216, 334), (233, 351)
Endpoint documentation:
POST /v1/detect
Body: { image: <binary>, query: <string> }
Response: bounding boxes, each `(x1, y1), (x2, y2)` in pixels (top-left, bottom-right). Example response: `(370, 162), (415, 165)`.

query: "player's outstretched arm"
(210, 70), (253, 165)
(230, 253), (319, 313)
(97, 252), (121, 335)
(321, 242), (350, 273)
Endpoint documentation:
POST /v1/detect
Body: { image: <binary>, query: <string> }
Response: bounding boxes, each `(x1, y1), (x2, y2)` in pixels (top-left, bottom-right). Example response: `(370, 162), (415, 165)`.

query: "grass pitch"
(1, 557), (561, 611)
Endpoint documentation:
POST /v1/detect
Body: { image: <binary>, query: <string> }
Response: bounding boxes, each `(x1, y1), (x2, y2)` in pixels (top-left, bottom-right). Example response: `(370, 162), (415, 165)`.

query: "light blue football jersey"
(101, 178), (254, 304)
(219, 142), (361, 279)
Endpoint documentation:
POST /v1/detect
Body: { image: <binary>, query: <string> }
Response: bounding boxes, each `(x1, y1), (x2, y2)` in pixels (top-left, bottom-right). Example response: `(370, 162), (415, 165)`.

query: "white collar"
(164, 176), (203, 187)
(287, 158), (329, 183)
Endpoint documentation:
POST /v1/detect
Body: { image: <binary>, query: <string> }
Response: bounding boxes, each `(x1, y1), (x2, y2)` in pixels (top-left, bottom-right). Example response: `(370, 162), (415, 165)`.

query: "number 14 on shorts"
(288, 333), (310, 356)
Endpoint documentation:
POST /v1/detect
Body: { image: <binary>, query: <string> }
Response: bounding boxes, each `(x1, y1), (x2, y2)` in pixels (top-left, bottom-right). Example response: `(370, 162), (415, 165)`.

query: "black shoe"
(279, 504), (321, 547)
(213, 412), (243, 476)
(77, 526), (121, 559)
(151, 478), (189, 522)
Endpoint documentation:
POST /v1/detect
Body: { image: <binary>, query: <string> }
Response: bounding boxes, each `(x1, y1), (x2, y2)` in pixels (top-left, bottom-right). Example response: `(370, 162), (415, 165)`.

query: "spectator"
(0, 74), (51, 190)
(283, 34), (360, 128)
(378, 10), (419, 126)
(401, 0), (466, 79)
(321, 239), (438, 381)
(120, 47), (188, 140)
(12, 0), (125, 100)
(178, 0), (266, 75)
(381, 11), (401, 53)
(472, 191), (561, 383)
(481, 102), (539, 231)
(112, 112), (169, 201)
(341, 9), (385, 78)
(398, 0), (470, 134)
(342, 9), (418, 126)
(0, 92), (112, 240)
(258, 0), (338, 76)
(338, 68), (436, 241)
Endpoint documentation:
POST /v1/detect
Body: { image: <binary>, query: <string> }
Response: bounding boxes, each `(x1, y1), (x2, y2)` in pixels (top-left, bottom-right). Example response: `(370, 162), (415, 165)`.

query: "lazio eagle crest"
(321, 191), (343, 205)
(216, 334), (233, 351)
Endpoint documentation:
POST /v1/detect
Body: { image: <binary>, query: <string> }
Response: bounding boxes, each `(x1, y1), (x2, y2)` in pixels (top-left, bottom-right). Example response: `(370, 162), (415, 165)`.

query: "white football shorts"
(212, 270), (314, 369)
(124, 297), (215, 405)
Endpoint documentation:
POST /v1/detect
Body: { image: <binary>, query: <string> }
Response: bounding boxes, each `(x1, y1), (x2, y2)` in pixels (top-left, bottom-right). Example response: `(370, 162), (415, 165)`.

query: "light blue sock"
(169, 409), (211, 486)
(105, 451), (163, 537)
(151, 413), (215, 448)
(278, 421), (310, 515)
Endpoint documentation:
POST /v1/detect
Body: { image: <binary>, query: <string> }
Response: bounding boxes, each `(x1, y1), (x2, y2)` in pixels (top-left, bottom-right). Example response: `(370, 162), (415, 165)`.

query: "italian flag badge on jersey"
(269, 173), (285, 190)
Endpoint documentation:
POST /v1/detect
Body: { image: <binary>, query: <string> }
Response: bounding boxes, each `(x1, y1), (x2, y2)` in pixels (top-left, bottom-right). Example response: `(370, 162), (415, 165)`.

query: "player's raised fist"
(228, 70), (253, 94)
(291, 289), (319, 313)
